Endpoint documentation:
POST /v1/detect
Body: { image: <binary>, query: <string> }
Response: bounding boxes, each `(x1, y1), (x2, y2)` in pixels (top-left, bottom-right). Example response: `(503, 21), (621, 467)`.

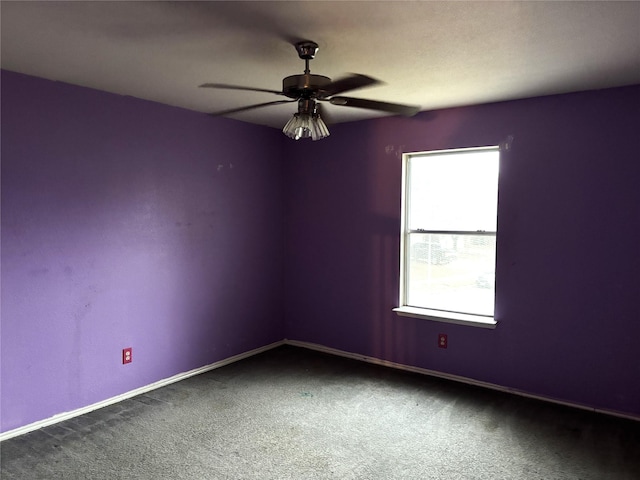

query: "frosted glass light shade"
(282, 112), (330, 141)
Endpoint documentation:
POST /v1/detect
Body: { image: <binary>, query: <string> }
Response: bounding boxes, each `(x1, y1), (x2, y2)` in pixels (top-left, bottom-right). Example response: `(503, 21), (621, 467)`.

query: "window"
(393, 147), (500, 328)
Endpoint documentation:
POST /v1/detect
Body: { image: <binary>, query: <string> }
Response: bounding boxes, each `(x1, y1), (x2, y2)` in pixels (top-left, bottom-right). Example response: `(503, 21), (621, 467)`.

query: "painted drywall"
(2, 70), (638, 434)
(283, 85), (640, 416)
(1, 71), (285, 433)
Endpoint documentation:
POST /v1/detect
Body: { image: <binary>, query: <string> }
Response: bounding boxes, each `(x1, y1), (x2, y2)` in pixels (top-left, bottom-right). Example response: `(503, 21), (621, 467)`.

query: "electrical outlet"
(438, 334), (448, 349)
(122, 347), (132, 364)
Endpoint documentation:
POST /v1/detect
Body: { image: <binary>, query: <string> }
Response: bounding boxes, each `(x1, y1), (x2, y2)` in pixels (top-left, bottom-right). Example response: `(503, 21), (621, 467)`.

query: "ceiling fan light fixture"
(311, 114), (330, 141)
(282, 106), (330, 141)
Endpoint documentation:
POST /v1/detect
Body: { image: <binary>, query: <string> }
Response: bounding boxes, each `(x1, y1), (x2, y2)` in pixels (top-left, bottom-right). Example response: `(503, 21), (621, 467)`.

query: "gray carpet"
(2, 345), (639, 479)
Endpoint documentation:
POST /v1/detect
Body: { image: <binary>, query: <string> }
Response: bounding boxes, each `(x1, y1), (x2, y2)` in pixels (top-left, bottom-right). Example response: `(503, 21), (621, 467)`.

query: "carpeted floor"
(2, 345), (639, 479)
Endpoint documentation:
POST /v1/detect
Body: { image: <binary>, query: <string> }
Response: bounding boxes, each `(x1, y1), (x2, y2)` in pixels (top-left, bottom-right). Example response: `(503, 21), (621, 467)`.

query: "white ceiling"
(2, 1), (639, 129)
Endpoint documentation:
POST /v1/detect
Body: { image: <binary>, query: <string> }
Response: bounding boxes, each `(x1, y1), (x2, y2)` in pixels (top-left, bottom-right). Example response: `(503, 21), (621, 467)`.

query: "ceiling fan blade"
(200, 83), (284, 96)
(319, 74), (381, 98)
(329, 96), (420, 117)
(210, 99), (297, 116)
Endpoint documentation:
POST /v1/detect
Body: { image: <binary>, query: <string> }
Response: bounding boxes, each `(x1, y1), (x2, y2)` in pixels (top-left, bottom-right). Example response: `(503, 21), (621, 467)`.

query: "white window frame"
(393, 146), (499, 329)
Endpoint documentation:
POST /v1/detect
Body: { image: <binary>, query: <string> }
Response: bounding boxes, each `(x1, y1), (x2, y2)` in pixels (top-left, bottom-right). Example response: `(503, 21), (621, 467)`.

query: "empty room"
(1, 2), (639, 479)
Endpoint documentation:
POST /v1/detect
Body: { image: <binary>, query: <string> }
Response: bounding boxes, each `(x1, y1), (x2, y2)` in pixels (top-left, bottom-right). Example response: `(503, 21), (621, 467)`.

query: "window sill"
(393, 306), (497, 329)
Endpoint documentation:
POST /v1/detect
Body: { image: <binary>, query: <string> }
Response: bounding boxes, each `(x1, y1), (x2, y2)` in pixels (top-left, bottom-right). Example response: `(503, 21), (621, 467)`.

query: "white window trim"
(394, 146), (499, 329)
(393, 306), (497, 329)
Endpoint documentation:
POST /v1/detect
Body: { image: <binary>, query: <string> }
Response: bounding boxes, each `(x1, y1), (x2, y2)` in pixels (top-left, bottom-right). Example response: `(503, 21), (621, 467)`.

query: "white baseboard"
(3, 337), (637, 442)
(0, 340), (285, 442)
(284, 339), (640, 423)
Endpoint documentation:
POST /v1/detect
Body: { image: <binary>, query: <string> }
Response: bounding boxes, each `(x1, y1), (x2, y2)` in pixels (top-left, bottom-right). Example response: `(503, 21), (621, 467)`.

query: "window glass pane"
(406, 233), (495, 316)
(408, 150), (499, 232)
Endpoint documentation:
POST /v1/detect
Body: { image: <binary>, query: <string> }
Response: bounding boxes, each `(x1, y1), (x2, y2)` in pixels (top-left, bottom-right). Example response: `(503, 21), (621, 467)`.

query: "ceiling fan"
(200, 41), (421, 140)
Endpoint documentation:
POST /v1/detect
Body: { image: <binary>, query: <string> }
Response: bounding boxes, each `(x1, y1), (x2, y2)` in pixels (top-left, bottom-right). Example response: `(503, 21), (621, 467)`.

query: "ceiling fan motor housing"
(282, 74), (332, 99)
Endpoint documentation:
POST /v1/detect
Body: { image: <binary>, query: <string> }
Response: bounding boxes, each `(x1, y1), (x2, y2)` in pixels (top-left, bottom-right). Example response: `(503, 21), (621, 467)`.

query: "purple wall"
(1, 71), (285, 433)
(2, 70), (639, 434)
(284, 86), (640, 417)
